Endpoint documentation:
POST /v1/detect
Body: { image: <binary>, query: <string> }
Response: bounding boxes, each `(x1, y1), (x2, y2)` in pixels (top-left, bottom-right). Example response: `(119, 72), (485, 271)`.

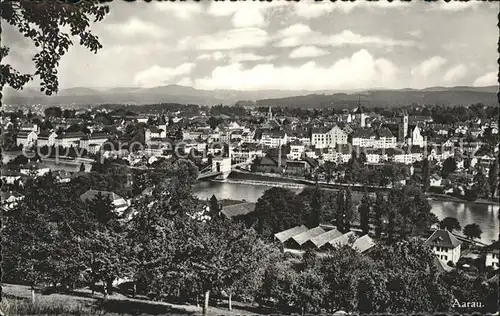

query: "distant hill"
(2, 85), (497, 107)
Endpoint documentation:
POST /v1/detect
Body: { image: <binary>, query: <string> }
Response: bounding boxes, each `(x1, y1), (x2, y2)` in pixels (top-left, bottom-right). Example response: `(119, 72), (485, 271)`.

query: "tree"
(488, 158), (498, 199)
(441, 157), (457, 178)
(463, 223), (482, 241)
(439, 217), (461, 232)
(2, 186), (94, 299)
(422, 158), (430, 192)
(249, 188), (307, 238)
(307, 184), (322, 228)
(209, 194), (220, 217)
(207, 116), (223, 130)
(373, 192), (385, 239)
(359, 188), (371, 235)
(335, 190), (345, 232)
(343, 188), (353, 232)
(472, 168), (490, 199)
(1, 1), (109, 94)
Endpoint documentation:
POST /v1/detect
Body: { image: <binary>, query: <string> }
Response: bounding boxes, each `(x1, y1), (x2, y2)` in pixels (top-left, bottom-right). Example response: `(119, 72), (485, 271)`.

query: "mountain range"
(2, 84), (498, 108)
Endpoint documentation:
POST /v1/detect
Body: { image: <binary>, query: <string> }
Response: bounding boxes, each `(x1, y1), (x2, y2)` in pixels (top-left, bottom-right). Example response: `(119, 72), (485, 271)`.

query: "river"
(193, 180), (499, 245)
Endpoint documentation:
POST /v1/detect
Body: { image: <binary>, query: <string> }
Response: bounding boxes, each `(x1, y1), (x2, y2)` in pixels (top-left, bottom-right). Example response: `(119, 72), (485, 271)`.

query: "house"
(285, 158), (318, 176)
(274, 225), (309, 244)
(79, 189), (129, 216)
(288, 140), (305, 160)
(37, 131), (57, 147)
(54, 170), (72, 183)
(424, 229), (462, 264)
(328, 231), (356, 249)
(311, 126), (348, 149)
(20, 162), (50, 177)
(308, 228), (344, 249)
(16, 131), (38, 147)
(430, 174), (443, 187)
(1, 191), (24, 210)
(285, 226), (326, 250)
(79, 132), (109, 152)
(19, 123), (40, 134)
(145, 126), (167, 143)
(261, 129), (287, 148)
(1, 169), (22, 184)
(220, 202), (256, 220)
(56, 132), (86, 148)
(251, 155), (285, 174)
(351, 235), (376, 253)
(485, 250), (499, 270)
(230, 143), (263, 164)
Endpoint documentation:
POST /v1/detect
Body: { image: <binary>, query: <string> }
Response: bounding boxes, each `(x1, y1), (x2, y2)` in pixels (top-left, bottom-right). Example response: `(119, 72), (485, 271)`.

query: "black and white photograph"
(1, 0), (499, 315)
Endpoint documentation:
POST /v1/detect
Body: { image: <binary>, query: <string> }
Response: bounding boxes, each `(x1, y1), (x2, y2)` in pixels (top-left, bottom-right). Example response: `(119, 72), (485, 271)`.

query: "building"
(485, 250), (499, 270)
(284, 226), (326, 250)
(79, 132), (109, 152)
(261, 130), (287, 148)
(251, 155), (284, 174)
(274, 225), (309, 244)
(424, 229), (462, 264)
(79, 189), (129, 216)
(56, 132), (86, 148)
(16, 131), (38, 148)
(220, 201), (256, 220)
(37, 131), (57, 147)
(398, 112), (409, 142)
(288, 140), (305, 160)
(20, 161), (51, 177)
(311, 126), (348, 149)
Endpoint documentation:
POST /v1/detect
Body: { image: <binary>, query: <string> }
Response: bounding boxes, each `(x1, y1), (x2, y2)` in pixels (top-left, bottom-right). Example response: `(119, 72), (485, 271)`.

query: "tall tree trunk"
(30, 287), (36, 304)
(228, 290), (232, 311)
(196, 294), (199, 307)
(203, 290), (210, 315)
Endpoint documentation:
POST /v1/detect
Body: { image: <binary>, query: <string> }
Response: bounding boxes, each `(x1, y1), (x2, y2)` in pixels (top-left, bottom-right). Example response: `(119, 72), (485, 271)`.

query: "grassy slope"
(1, 284), (267, 316)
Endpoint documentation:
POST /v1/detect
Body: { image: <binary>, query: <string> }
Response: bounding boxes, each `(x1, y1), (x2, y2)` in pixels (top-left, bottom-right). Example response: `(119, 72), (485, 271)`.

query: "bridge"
(197, 156), (255, 181)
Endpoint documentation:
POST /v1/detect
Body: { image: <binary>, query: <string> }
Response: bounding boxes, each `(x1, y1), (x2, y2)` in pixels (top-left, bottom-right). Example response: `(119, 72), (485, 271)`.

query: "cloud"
(276, 27), (414, 48)
(292, 0), (409, 18)
(278, 23), (313, 37)
(197, 52), (225, 61)
(153, 2), (203, 19)
(196, 51), (276, 62)
(177, 77), (193, 86)
(228, 52), (276, 63)
(473, 72), (497, 87)
(207, 1), (285, 28)
(195, 49), (398, 90)
(134, 63), (195, 88)
(430, 1), (481, 11)
(411, 56), (447, 79)
(443, 64), (467, 83)
(178, 28), (270, 50)
(107, 18), (167, 39)
(289, 46), (329, 59)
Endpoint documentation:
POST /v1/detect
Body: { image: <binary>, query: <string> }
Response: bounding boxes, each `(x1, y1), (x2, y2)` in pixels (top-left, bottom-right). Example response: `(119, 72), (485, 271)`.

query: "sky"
(3, 0), (499, 91)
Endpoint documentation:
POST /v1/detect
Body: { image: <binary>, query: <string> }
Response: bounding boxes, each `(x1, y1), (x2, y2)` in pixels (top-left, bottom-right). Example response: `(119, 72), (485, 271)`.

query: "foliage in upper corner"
(0, 0), (109, 95)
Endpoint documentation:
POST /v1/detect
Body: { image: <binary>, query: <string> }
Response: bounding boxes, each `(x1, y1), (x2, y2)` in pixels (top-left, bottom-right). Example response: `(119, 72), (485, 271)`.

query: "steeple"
(268, 106), (273, 121)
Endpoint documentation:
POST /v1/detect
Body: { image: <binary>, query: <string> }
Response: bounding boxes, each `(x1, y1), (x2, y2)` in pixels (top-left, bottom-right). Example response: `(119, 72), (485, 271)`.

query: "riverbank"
(223, 171), (500, 206)
(427, 193), (499, 207)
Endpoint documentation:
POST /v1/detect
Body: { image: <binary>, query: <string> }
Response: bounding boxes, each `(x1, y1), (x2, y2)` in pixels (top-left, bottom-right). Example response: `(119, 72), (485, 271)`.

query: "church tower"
(398, 110), (409, 142)
(268, 106), (273, 121)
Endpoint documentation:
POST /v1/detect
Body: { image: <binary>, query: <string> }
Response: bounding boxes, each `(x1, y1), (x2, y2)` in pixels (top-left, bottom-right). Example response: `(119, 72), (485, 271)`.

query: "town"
(1, 100), (499, 315)
(1, 0), (499, 315)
